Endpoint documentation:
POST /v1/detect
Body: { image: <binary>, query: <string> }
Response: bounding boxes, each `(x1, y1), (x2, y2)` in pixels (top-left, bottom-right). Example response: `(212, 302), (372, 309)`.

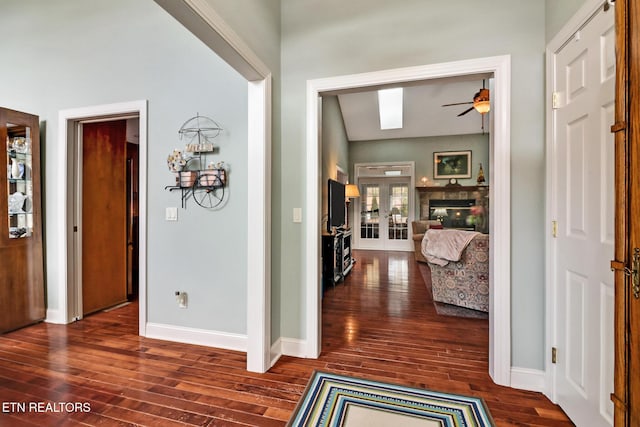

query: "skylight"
(377, 88), (403, 130)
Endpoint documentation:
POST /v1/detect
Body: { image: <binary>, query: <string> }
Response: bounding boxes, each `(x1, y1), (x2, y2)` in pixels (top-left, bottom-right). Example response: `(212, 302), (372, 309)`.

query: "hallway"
(0, 250), (572, 426)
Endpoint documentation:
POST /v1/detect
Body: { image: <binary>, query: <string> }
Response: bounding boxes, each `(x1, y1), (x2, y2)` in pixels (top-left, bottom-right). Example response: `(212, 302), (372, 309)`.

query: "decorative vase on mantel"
(477, 163), (486, 185)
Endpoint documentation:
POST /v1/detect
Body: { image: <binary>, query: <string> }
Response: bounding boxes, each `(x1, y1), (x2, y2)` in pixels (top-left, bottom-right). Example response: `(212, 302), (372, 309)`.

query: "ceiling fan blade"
(457, 107), (475, 117)
(442, 101), (473, 107)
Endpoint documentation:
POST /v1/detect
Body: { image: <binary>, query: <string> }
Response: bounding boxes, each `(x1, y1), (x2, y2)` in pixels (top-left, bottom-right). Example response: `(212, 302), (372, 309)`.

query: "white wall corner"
(145, 323), (247, 353)
(270, 338), (282, 367)
(44, 309), (69, 325)
(280, 337), (308, 359)
(510, 367), (547, 393)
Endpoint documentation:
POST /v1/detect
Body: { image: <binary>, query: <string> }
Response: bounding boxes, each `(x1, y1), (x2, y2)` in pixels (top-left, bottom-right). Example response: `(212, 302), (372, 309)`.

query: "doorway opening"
(57, 100), (148, 334)
(74, 118), (140, 317)
(306, 56), (512, 386)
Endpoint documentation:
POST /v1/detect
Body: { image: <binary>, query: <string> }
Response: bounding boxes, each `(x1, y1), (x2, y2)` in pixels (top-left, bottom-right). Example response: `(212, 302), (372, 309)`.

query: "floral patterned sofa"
(424, 232), (489, 312)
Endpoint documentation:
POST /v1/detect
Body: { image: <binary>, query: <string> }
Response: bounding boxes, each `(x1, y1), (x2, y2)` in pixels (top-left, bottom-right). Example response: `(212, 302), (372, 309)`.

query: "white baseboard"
(145, 322), (247, 352)
(281, 337), (307, 358)
(270, 337), (308, 367)
(510, 367), (546, 393)
(45, 309), (69, 325)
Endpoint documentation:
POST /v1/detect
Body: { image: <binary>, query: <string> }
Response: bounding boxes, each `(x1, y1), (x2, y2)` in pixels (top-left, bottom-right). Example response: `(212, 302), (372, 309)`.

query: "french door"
(357, 178), (413, 252)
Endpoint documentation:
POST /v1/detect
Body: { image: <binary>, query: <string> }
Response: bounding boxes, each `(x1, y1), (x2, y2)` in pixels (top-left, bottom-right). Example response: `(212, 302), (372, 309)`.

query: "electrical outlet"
(175, 291), (188, 308)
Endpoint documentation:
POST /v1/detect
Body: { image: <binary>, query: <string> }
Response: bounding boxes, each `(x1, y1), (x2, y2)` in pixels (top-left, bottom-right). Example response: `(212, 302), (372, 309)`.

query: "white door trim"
(305, 55), (512, 386)
(54, 100), (149, 335)
(246, 77), (272, 372)
(544, 0), (613, 403)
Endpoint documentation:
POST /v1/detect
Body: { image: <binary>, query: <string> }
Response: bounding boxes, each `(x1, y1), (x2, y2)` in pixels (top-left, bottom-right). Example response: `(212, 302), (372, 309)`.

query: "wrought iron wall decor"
(165, 114), (228, 209)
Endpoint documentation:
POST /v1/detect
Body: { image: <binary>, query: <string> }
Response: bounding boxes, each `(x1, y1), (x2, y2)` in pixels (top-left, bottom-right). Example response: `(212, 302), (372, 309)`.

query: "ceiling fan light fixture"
(474, 100), (490, 114)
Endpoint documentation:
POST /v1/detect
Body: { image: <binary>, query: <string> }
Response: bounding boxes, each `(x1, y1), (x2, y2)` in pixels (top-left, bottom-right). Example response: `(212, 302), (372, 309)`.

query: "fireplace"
(417, 185), (489, 233)
(429, 199), (476, 230)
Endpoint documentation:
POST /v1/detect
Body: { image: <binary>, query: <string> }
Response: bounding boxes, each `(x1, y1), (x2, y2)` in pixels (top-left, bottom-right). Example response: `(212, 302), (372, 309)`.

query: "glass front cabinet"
(0, 107), (45, 333)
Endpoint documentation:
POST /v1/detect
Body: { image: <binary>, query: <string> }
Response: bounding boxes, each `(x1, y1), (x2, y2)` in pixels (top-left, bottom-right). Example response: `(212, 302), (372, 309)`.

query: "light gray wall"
(204, 0), (281, 73)
(280, 0), (547, 370)
(350, 134), (490, 217)
(545, 0), (590, 42)
(202, 0), (286, 341)
(350, 134), (489, 187)
(321, 96), (350, 220)
(0, 0), (249, 333)
(322, 96), (350, 181)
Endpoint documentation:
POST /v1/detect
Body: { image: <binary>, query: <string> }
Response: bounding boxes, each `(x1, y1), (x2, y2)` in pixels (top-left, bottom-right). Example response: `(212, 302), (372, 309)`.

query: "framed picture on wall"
(433, 150), (472, 179)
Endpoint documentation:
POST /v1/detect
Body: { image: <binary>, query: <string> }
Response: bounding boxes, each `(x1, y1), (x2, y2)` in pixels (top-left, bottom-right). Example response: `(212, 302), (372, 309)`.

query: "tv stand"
(322, 228), (353, 289)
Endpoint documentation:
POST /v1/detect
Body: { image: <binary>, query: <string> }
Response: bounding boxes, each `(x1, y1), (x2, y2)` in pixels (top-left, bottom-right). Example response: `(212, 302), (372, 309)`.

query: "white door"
(357, 178), (412, 252)
(551, 4), (615, 426)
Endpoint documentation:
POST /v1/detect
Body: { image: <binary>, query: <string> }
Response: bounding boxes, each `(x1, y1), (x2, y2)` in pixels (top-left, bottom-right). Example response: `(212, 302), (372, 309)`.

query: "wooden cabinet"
(322, 229), (353, 289)
(0, 107), (45, 333)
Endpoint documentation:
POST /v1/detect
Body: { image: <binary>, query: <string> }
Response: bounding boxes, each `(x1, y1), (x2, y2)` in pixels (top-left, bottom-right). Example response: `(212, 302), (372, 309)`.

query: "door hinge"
(552, 92), (561, 109)
(73, 225), (78, 232)
(611, 121), (626, 133)
(604, 0), (615, 12)
(552, 347), (557, 364)
(552, 221), (558, 238)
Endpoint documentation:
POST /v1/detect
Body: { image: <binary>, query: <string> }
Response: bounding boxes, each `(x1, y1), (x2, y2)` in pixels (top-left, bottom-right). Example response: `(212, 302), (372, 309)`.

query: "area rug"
(287, 371), (494, 427)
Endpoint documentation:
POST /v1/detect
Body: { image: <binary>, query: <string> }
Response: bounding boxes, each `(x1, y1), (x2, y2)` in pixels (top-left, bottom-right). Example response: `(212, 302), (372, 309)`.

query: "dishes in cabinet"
(8, 192), (26, 214)
(12, 137), (30, 154)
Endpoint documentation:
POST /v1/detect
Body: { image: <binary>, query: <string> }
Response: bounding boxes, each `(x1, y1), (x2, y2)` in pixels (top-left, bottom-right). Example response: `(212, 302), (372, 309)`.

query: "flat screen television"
(327, 179), (345, 233)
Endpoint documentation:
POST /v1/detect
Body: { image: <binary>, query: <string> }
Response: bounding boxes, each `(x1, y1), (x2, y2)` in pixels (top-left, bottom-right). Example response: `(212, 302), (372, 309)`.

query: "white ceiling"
(336, 74), (492, 141)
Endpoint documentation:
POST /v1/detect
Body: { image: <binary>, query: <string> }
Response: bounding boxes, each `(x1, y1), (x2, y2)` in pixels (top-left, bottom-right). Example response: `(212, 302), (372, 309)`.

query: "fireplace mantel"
(416, 185), (489, 233)
(416, 185), (489, 193)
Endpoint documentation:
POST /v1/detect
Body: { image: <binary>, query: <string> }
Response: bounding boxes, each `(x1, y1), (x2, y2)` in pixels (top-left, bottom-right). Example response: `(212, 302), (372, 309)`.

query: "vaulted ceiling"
(336, 74), (492, 141)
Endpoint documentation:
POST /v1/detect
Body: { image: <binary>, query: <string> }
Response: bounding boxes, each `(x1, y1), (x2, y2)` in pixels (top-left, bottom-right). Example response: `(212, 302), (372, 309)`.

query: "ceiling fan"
(442, 81), (490, 117)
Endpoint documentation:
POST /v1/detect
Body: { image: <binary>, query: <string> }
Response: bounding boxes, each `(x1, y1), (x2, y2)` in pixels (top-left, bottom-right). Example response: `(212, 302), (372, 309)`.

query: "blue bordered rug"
(287, 371), (494, 427)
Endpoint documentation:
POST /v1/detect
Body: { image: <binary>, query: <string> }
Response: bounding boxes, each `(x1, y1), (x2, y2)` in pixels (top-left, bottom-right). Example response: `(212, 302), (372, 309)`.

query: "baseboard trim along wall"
(271, 337), (307, 366)
(145, 323), (247, 352)
(45, 309), (68, 325)
(510, 367), (546, 393)
(274, 339), (545, 394)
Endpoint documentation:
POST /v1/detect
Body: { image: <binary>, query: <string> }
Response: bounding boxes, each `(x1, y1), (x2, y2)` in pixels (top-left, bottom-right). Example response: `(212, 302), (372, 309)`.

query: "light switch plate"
(293, 207), (302, 223)
(166, 207), (178, 221)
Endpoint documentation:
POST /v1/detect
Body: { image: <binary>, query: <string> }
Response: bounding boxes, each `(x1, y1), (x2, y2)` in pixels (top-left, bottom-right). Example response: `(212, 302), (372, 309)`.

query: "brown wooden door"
(613, 1), (640, 425)
(82, 120), (127, 315)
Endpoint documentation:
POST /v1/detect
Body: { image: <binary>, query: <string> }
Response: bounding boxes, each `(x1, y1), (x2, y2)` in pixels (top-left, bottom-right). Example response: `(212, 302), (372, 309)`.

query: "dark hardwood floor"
(0, 250), (572, 426)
